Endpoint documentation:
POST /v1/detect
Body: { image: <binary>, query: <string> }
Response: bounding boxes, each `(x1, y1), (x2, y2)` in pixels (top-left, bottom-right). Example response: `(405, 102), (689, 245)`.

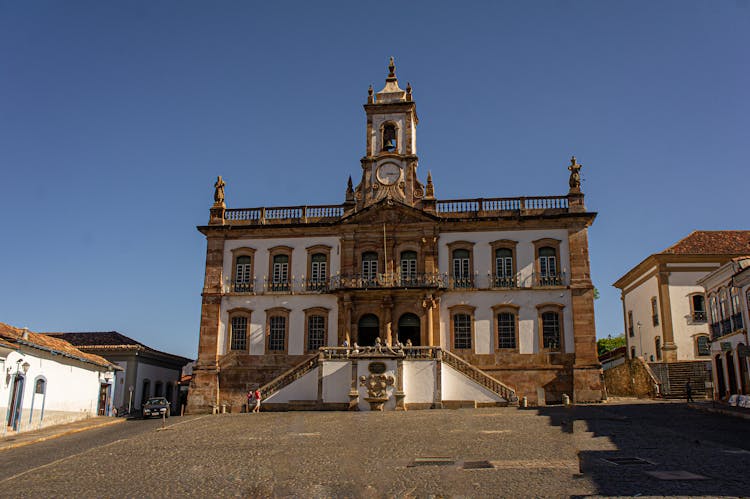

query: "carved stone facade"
(187, 60), (603, 413)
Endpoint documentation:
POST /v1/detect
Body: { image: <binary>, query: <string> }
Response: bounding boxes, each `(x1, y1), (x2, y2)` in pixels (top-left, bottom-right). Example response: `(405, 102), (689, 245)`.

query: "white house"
(698, 257), (750, 399)
(1, 322), (118, 435)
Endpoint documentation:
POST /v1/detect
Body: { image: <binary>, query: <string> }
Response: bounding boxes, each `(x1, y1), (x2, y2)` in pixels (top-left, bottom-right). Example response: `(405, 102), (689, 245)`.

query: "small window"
(362, 252), (378, 285)
(230, 316), (248, 351)
(307, 315), (325, 351)
(651, 297), (659, 326)
(654, 337), (662, 361)
(628, 310), (634, 337)
(453, 313), (472, 350)
(234, 255), (253, 292)
(35, 378), (46, 394)
(696, 336), (710, 356)
(497, 312), (516, 349)
(541, 311), (561, 351)
(400, 251), (417, 285)
(452, 249), (472, 288)
(269, 316), (286, 352)
(691, 294), (706, 322)
(272, 254), (290, 291)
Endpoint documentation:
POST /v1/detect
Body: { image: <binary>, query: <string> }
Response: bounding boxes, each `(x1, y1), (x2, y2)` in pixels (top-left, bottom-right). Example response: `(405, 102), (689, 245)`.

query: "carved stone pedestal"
(363, 396), (389, 411)
(348, 389), (360, 411)
(394, 390), (406, 411)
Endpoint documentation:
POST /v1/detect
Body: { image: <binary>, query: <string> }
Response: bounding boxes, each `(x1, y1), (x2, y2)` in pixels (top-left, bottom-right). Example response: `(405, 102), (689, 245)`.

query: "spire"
(345, 175), (355, 204)
(425, 171), (434, 199)
(375, 57), (406, 103)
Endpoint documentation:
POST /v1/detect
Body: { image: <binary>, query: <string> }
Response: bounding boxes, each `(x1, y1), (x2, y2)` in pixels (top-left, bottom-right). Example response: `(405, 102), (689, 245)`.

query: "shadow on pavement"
(534, 401), (750, 497)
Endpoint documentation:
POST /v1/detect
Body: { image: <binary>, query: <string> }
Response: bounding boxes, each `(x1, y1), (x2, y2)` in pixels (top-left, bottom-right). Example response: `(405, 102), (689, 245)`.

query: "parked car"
(142, 397), (170, 418)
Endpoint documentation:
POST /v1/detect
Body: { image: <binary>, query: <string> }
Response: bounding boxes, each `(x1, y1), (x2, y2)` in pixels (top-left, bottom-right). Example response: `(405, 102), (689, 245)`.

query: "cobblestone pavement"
(0, 401), (748, 497)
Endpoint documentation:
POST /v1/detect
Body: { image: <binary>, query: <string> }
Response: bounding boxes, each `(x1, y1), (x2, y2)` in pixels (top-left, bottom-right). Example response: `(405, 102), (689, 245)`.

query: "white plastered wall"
(2, 349), (114, 434)
(322, 361), (350, 404)
(667, 270), (714, 361)
(621, 269), (660, 360)
(220, 295), (339, 355)
(134, 362), (181, 409)
(441, 365), (503, 402)
(403, 360), (436, 404)
(264, 367), (318, 403)
(439, 290), (574, 354)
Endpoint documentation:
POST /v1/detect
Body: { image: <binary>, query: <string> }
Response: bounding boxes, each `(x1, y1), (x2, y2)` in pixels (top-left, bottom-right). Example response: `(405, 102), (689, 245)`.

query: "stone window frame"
(306, 244), (331, 291)
(491, 303), (520, 352)
(227, 307), (252, 353)
(532, 238), (562, 286)
(694, 334), (711, 357)
(489, 239), (518, 288)
(395, 242), (420, 285)
(536, 303), (565, 353)
(448, 241), (475, 288)
(265, 307), (290, 354)
(379, 120), (401, 153)
(359, 245), (381, 285)
(448, 304), (476, 352)
(230, 247), (256, 293)
(268, 246), (293, 292)
(688, 292), (707, 323)
(304, 307), (330, 353)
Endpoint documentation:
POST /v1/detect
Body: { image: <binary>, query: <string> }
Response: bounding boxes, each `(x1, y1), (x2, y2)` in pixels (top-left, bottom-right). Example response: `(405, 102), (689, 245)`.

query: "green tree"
(597, 334), (626, 357)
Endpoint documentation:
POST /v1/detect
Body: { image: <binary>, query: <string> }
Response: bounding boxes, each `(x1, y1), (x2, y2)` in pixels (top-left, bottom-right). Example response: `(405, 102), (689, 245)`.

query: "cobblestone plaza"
(1, 401), (749, 497)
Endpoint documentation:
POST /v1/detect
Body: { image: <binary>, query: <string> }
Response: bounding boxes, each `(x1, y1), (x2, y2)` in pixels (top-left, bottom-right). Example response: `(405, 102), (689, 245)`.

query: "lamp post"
(128, 385), (134, 415)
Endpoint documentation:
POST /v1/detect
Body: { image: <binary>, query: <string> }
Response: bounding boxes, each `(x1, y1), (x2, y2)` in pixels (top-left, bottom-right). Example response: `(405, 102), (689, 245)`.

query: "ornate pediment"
(341, 198), (438, 225)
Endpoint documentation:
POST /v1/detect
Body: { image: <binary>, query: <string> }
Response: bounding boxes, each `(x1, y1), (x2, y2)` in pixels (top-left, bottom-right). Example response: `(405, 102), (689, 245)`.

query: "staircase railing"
(440, 349), (518, 403)
(259, 354), (319, 400)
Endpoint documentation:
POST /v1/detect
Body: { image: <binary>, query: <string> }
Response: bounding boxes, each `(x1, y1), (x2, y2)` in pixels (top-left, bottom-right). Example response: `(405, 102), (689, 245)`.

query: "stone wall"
(604, 358), (658, 398)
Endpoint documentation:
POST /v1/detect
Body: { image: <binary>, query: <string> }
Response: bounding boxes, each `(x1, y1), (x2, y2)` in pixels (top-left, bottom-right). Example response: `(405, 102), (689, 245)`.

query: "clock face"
(377, 163), (401, 185)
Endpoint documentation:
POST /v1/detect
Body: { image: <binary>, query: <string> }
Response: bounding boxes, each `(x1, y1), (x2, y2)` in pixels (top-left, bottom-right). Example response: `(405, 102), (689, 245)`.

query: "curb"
(0, 418), (126, 452)
(687, 403), (750, 420)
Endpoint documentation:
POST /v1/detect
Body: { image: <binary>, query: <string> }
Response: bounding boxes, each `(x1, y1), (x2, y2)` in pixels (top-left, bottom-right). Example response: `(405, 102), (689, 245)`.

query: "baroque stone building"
(188, 60), (602, 412)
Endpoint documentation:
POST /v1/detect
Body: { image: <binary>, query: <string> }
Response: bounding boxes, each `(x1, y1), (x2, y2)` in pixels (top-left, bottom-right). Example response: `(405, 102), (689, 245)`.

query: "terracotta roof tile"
(660, 231), (750, 255)
(46, 332), (192, 365)
(0, 322), (116, 369)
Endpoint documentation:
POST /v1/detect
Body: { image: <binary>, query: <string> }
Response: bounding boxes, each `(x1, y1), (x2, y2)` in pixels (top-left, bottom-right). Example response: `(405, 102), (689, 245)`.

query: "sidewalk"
(687, 400), (750, 420)
(0, 416), (125, 452)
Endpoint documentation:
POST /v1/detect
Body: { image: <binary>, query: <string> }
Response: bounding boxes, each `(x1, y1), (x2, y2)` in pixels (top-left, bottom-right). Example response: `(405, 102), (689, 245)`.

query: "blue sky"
(1, 1), (748, 358)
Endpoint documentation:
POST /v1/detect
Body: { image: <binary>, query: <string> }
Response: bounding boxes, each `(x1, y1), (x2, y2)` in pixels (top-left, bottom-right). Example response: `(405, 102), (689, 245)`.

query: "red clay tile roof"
(660, 231), (750, 255)
(0, 322), (116, 369)
(45, 331), (192, 364)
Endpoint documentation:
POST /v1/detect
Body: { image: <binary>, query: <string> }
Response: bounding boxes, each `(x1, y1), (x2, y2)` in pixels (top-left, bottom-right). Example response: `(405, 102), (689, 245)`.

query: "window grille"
(453, 313), (472, 349)
(497, 312), (516, 349)
(307, 315), (325, 351)
(269, 316), (286, 351)
(230, 316), (248, 351)
(542, 311), (561, 350)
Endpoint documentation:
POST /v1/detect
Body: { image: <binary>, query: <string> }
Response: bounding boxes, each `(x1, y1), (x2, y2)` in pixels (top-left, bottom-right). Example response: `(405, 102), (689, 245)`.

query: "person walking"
(246, 389), (253, 413)
(252, 388), (261, 413)
(685, 379), (694, 403)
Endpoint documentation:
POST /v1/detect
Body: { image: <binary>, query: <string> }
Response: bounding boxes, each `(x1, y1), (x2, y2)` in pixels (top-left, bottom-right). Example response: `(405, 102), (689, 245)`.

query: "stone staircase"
(258, 346), (518, 408)
(440, 349), (518, 404)
(648, 361), (712, 399)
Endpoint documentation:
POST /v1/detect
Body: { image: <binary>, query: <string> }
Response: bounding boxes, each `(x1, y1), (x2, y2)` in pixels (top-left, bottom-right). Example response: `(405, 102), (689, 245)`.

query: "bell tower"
(355, 58), (431, 210)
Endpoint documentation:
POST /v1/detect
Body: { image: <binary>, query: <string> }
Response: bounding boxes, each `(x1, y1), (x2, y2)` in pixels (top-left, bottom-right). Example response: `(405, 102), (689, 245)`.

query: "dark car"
(142, 397), (170, 418)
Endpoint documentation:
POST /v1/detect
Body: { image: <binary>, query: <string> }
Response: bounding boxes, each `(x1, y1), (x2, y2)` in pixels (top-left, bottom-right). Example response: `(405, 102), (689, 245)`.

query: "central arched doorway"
(398, 313), (421, 346)
(358, 314), (380, 346)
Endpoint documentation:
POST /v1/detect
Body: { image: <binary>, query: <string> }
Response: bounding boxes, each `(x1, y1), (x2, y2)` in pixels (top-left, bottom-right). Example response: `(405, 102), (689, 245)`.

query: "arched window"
(495, 248), (513, 281)
(539, 247), (557, 281)
(35, 378), (46, 394)
(731, 287), (744, 331)
(538, 305), (565, 352)
(400, 251), (417, 285)
(310, 253), (327, 288)
(382, 122), (397, 152)
(307, 314), (326, 352)
(690, 294), (706, 322)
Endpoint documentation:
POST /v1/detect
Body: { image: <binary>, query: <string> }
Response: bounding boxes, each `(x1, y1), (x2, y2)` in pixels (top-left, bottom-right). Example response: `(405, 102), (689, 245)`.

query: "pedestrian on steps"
(685, 379), (694, 403)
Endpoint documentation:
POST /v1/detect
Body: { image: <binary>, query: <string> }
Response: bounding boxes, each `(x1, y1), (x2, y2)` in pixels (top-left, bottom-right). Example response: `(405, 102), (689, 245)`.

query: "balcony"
(710, 322), (721, 340)
(731, 313), (744, 332)
(329, 273), (446, 291)
(231, 280), (254, 293)
(491, 275), (518, 289)
(533, 272), (567, 287)
(692, 311), (707, 323)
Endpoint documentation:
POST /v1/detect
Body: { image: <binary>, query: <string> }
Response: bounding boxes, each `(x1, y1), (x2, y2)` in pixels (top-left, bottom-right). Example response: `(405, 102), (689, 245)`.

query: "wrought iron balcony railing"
(328, 273), (447, 290)
(231, 280), (254, 293)
(731, 313), (744, 332)
(692, 311), (707, 322)
(491, 275), (518, 288)
(533, 272), (568, 287)
(710, 322), (721, 339)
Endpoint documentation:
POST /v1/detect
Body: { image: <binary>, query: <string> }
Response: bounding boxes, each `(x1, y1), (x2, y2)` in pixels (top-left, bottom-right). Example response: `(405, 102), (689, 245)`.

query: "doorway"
(727, 352), (738, 395)
(98, 383), (111, 416)
(7, 375), (25, 431)
(398, 313), (421, 346)
(715, 354), (726, 398)
(357, 314), (380, 346)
